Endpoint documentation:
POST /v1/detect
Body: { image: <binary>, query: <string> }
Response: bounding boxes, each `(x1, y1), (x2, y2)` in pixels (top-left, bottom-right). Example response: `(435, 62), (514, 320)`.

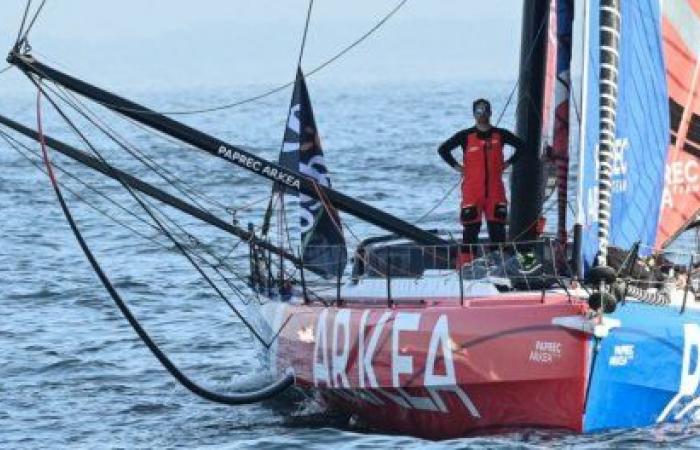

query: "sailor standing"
(437, 98), (524, 261)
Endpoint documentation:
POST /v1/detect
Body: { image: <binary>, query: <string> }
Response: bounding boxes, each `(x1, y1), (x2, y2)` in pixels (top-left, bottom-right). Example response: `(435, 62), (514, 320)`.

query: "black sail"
(278, 68), (347, 278)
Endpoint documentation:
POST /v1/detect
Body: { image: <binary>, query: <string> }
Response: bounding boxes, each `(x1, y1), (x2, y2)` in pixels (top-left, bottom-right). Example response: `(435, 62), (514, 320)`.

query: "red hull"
(265, 294), (590, 438)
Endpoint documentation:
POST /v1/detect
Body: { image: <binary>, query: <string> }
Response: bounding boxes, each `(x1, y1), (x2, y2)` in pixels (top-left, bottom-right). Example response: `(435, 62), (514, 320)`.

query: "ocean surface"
(1, 78), (699, 449)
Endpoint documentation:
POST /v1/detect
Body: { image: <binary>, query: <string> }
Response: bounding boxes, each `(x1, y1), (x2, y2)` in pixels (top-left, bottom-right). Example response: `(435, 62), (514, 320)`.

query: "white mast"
(574, 0), (591, 277)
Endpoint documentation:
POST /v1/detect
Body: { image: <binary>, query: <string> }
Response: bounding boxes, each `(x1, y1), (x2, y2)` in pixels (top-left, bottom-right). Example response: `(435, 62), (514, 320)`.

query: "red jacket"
(438, 126), (524, 223)
(462, 129), (507, 207)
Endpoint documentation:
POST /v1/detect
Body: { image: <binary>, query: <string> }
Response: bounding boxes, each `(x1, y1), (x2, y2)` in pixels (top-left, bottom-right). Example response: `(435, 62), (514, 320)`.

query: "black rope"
(48, 80), (271, 218)
(45, 101), (261, 295)
(297, 0), (314, 69)
(2, 123), (265, 311)
(1, 130), (170, 246)
(30, 75), (273, 348)
(42, 81), (227, 214)
(264, 0), (316, 252)
(14, 0), (32, 48)
(18, 0), (47, 45)
(493, 10), (549, 127)
(22, 0), (408, 116)
(35, 93), (295, 404)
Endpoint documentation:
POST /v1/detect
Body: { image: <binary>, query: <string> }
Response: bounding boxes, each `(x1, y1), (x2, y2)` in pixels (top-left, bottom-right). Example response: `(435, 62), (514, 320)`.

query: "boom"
(7, 52), (447, 247)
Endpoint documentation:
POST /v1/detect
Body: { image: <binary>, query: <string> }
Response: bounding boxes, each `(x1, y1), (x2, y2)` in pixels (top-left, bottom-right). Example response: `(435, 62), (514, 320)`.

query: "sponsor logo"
(312, 310), (480, 417)
(608, 344), (634, 367)
(585, 138), (630, 224)
(529, 340), (562, 364)
(217, 145), (301, 189)
(658, 324), (700, 422)
(661, 160), (700, 208)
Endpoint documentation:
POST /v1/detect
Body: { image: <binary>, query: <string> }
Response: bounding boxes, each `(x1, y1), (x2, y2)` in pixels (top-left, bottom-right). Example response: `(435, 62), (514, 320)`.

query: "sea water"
(1, 79), (698, 448)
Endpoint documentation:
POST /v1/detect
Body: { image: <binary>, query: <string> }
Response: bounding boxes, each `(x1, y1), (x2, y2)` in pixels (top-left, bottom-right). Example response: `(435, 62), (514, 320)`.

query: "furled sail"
(279, 67), (347, 278)
(655, 0), (700, 248)
(540, 0), (574, 243)
(552, 0), (573, 242)
(581, 0), (670, 268)
(541, 0), (557, 141)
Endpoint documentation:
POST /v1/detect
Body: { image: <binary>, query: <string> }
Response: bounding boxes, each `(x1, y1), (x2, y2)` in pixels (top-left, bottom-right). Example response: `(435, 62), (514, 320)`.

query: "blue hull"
(584, 302), (700, 431)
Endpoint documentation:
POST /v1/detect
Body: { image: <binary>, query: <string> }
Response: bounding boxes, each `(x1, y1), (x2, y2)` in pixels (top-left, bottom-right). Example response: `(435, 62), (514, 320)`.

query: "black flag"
(278, 68), (347, 278)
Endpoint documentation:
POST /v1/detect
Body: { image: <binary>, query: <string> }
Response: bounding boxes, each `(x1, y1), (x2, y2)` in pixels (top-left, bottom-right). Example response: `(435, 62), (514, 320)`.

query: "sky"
(0, 1), (524, 93)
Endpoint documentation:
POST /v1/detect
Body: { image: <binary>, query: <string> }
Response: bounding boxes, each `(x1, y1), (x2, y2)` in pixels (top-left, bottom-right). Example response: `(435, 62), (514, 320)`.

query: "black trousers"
(462, 221), (506, 254)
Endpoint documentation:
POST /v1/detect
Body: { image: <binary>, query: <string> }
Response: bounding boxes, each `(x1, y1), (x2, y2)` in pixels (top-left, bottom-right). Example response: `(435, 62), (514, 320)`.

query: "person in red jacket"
(438, 98), (524, 260)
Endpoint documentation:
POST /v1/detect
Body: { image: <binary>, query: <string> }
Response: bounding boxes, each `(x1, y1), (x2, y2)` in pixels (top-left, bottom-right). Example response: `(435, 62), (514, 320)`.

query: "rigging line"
(0, 65), (13, 76)
(0, 122), (285, 290)
(18, 0), (47, 44)
(14, 0), (32, 48)
(31, 76), (273, 348)
(44, 101), (259, 300)
(0, 128), (255, 286)
(48, 80), (269, 219)
(137, 197), (262, 306)
(24, 0), (409, 116)
(297, 0), (314, 69)
(119, 119), (272, 220)
(265, 0), (316, 247)
(35, 93), (295, 403)
(4, 125), (255, 305)
(0, 128), (161, 233)
(43, 82), (222, 214)
(53, 85), (235, 214)
(2, 123), (258, 285)
(493, 10), (548, 127)
(413, 177), (461, 225)
(1, 130), (170, 246)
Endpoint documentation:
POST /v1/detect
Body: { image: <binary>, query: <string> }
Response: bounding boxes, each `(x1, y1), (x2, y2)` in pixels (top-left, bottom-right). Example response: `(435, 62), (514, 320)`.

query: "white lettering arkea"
(359, 311), (391, 388)
(332, 309), (351, 388)
(424, 315), (480, 417)
(392, 312), (421, 388)
(358, 311), (408, 408)
(658, 323), (700, 422)
(313, 309), (330, 387)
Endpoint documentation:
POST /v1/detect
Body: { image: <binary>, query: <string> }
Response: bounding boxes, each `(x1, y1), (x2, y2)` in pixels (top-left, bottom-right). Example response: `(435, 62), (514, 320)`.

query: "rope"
(43, 81), (230, 214)
(19, 0), (409, 117)
(36, 89), (295, 404)
(18, 0), (46, 45)
(30, 75), (273, 348)
(2, 126), (266, 306)
(297, 0), (314, 69)
(14, 0), (32, 47)
(266, 0), (316, 248)
(413, 178), (461, 225)
(493, 10), (549, 127)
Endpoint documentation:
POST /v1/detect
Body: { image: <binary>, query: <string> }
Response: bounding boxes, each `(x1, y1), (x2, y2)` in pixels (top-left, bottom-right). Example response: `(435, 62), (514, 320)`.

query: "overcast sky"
(0, 1), (523, 93)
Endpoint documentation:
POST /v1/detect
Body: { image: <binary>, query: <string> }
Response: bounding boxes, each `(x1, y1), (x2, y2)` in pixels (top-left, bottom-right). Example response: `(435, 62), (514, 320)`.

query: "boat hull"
(263, 294), (590, 438)
(583, 302), (700, 431)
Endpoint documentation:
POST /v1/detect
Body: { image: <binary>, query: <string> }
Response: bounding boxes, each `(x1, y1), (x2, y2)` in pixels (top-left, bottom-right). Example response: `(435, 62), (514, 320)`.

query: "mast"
(7, 52), (446, 247)
(596, 0), (621, 266)
(0, 113), (308, 270)
(510, 0), (551, 241)
(573, 0), (591, 279)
